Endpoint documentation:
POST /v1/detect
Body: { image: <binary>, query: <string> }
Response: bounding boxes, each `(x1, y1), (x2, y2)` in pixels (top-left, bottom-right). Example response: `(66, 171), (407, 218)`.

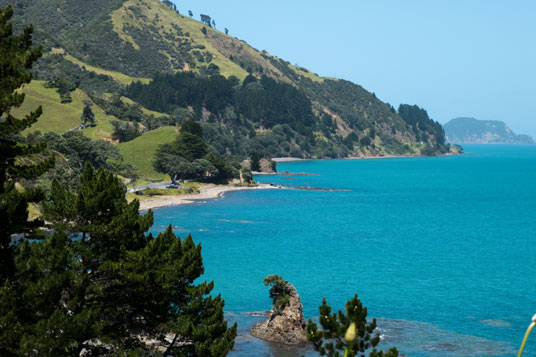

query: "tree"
(81, 103), (95, 126)
(55, 77), (74, 103)
(0, 8), (237, 354)
(156, 120), (206, 161)
(0, 6), (55, 352)
(154, 153), (217, 182)
(153, 120), (239, 182)
(17, 164), (237, 355)
(306, 294), (398, 357)
(250, 151), (262, 172)
(153, 121), (208, 181)
(263, 275), (292, 314)
(188, 10), (193, 18)
(225, 28), (229, 35)
(111, 120), (141, 142)
(162, 0), (176, 11)
(0, 5), (54, 283)
(212, 19), (216, 28)
(200, 14), (212, 27)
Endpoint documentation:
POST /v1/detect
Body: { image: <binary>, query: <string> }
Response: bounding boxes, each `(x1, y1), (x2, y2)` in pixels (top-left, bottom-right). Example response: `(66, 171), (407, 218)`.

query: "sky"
(172, 0), (536, 137)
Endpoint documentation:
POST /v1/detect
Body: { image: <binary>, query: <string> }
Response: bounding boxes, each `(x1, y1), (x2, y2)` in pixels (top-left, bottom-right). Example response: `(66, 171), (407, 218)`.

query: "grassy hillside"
(12, 80), (82, 134)
(4, 0), (451, 160)
(118, 126), (178, 179)
(13, 80), (119, 141)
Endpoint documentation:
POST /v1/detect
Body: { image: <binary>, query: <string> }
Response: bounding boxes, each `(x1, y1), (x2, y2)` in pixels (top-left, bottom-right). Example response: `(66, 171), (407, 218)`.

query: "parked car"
(166, 183), (181, 189)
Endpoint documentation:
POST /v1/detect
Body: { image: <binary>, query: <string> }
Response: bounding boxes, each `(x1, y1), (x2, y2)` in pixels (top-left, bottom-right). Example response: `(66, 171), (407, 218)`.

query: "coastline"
(138, 183), (275, 211)
(272, 152), (459, 163)
(138, 153), (460, 211)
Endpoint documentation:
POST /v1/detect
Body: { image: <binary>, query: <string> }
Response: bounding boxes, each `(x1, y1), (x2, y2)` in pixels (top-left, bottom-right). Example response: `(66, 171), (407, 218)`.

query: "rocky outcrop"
(258, 158), (276, 174)
(251, 277), (307, 345)
(241, 158), (276, 174)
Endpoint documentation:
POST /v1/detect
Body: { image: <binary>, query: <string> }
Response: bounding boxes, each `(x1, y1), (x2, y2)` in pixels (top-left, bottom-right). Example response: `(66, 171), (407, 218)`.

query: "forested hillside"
(2, 0), (453, 180)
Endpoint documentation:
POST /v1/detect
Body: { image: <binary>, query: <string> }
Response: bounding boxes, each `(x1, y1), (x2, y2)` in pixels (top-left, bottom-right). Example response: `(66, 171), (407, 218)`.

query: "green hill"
(3, 0), (453, 179)
(118, 126), (178, 180)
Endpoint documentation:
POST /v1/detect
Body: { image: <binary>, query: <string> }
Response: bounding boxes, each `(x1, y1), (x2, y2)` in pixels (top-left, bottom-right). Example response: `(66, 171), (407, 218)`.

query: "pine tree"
(0, 4), (54, 282)
(0, 6), (55, 353)
(306, 294), (399, 357)
(38, 163), (237, 354)
(0, 6), (236, 354)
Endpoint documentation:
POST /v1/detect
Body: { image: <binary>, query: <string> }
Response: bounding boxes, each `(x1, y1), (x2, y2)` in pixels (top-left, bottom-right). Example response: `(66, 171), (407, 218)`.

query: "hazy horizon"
(173, 0), (536, 138)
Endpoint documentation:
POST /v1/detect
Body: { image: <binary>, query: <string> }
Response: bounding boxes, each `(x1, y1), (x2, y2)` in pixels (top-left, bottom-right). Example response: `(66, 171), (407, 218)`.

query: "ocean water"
(150, 145), (536, 356)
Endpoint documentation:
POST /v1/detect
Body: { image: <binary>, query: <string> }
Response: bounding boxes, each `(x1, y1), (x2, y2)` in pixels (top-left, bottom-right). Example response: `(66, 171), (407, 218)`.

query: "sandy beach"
(138, 183), (276, 211)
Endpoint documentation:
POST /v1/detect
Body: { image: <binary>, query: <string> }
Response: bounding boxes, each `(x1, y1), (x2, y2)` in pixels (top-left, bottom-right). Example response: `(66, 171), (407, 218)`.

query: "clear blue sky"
(172, 0), (536, 137)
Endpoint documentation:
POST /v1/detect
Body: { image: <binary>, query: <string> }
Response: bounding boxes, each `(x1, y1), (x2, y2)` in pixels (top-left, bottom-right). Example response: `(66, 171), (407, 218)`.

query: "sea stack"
(251, 275), (307, 345)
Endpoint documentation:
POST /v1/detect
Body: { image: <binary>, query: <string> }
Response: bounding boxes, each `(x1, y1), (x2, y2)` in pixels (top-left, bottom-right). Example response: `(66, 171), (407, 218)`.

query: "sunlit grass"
(118, 126), (178, 180)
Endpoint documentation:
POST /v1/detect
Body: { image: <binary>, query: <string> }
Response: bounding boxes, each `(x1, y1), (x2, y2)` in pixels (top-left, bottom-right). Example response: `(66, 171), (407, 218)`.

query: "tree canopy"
(306, 294), (399, 357)
(154, 120), (238, 182)
(0, 4), (54, 283)
(81, 103), (95, 126)
(0, 9), (237, 354)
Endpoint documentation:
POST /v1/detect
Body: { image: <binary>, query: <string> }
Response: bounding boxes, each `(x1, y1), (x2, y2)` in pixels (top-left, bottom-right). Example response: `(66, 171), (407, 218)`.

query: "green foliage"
(35, 53), (125, 93)
(141, 187), (196, 196)
(53, 76), (74, 103)
(240, 168), (253, 184)
(91, 94), (170, 132)
(200, 14), (212, 27)
(0, 5), (54, 283)
(5, 163), (237, 355)
(118, 126), (177, 180)
(2, 0), (455, 169)
(0, 7), (55, 351)
(154, 120), (238, 182)
(398, 104), (449, 154)
(45, 131), (128, 172)
(263, 275), (293, 314)
(81, 103), (95, 126)
(126, 73), (315, 132)
(344, 132), (359, 148)
(307, 294), (398, 357)
(250, 151), (261, 172)
(111, 120), (141, 142)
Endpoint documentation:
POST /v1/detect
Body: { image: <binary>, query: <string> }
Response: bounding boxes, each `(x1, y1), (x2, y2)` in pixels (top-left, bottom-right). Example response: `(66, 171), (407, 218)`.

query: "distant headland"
(443, 117), (534, 144)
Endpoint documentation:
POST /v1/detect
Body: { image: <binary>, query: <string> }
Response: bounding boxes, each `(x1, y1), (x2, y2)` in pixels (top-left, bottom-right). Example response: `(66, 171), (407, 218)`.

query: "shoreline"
(138, 153), (460, 211)
(138, 183), (276, 211)
(272, 152), (459, 163)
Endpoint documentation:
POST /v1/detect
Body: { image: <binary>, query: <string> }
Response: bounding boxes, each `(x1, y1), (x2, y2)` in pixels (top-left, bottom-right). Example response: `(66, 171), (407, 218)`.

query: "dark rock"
(251, 279), (307, 345)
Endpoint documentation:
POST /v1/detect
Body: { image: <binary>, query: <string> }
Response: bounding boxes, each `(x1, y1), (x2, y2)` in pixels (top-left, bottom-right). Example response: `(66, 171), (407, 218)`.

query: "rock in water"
(251, 276), (307, 344)
(258, 158), (276, 174)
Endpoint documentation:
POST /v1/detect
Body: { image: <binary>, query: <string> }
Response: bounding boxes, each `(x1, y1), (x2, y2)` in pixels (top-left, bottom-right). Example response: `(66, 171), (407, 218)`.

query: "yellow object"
(518, 315), (536, 357)
(345, 322), (356, 342)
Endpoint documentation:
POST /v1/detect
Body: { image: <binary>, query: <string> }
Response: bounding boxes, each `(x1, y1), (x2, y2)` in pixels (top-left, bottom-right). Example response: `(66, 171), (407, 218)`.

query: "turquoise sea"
(150, 145), (536, 356)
